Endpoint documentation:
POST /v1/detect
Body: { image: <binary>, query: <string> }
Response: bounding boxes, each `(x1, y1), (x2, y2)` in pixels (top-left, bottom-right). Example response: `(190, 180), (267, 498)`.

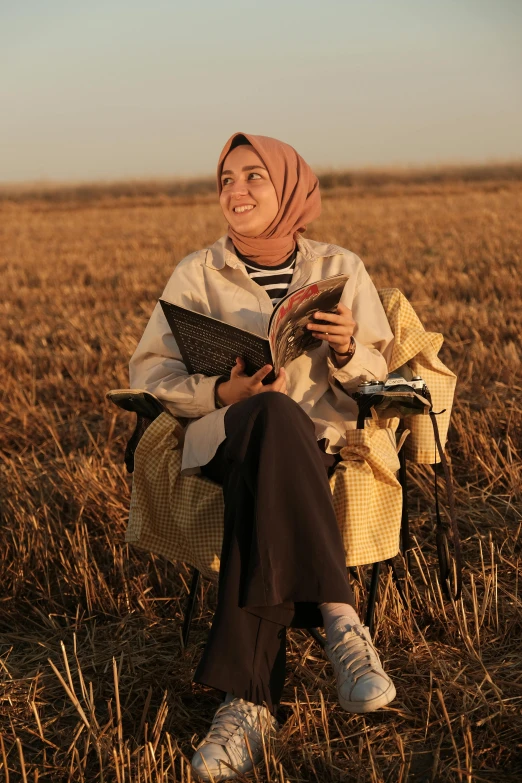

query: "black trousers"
(193, 393), (355, 710)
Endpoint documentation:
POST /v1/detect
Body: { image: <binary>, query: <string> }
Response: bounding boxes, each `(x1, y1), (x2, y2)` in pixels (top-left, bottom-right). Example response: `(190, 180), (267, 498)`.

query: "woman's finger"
(260, 367), (287, 394)
(311, 304), (354, 325)
(335, 302), (354, 319)
(273, 371), (287, 393)
(309, 323), (353, 335)
(270, 367), (286, 386)
(311, 311), (343, 325)
(311, 332), (352, 348)
(250, 364), (274, 384)
(230, 356), (247, 378)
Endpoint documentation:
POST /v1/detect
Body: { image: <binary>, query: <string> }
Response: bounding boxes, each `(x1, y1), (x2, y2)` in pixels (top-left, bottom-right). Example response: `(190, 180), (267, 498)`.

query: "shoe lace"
(330, 625), (379, 682)
(205, 700), (267, 748)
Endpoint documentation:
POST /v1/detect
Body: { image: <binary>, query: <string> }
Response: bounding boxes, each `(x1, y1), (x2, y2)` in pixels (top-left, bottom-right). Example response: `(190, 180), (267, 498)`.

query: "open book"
(160, 274), (348, 383)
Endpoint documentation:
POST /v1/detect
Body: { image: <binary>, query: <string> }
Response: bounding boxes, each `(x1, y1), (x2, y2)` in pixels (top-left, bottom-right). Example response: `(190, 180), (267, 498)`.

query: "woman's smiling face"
(219, 144), (279, 237)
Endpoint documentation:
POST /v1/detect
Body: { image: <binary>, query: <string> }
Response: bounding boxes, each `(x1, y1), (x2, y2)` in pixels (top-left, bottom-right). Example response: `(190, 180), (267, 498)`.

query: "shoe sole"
(338, 680), (396, 713)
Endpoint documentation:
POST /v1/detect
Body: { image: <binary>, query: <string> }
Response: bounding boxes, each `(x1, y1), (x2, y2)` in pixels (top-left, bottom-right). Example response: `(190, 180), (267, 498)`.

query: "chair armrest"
(106, 388), (168, 419)
(107, 389), (174, 474)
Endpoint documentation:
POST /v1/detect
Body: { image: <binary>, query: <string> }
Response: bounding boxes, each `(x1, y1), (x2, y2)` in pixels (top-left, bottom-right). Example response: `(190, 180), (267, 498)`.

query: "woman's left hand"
(307, 303), (356, 354)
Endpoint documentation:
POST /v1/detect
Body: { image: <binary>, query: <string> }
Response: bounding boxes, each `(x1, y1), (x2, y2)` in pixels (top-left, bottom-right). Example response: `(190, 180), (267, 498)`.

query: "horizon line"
(2, 157), (522, 190)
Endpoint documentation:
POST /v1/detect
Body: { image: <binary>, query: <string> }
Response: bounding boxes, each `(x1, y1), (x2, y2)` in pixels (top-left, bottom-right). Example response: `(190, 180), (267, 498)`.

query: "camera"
(354, 373), (429, 399)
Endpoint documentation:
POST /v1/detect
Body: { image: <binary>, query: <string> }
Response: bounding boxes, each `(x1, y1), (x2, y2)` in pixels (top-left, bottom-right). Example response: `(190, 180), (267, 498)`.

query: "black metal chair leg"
(399, 446), (411, 572)
(182, 568), (200, 647)
(365, 562), (381, 635)
(307, 627), (326, 649)
(386, 557), (408, 607)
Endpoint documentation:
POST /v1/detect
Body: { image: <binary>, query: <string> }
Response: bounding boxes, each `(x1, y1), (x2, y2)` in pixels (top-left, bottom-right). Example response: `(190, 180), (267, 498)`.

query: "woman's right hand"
(216, 357), (287, 407)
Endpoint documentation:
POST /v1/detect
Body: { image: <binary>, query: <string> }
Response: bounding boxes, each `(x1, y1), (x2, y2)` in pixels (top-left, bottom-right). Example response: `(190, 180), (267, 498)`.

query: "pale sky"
(1, 0), (521, 182)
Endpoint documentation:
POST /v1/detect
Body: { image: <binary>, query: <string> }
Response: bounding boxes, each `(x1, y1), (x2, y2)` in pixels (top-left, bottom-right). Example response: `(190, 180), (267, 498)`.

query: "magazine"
(159, 274), (348, 384)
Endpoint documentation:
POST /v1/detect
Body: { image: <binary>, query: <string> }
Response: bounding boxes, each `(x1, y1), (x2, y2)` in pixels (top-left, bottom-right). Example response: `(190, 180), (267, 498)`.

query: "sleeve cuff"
(193, 374), (226, 415)
(328, 339), (388, 387)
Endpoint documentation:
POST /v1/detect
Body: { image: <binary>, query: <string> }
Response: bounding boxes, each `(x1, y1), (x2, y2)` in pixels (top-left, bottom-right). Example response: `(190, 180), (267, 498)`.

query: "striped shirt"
(236, 247), (298, 306)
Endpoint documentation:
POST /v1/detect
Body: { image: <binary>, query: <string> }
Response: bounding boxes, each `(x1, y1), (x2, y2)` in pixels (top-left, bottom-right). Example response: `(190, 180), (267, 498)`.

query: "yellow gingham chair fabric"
(379, 288), (456, 464)
(125, 289), (456, 579)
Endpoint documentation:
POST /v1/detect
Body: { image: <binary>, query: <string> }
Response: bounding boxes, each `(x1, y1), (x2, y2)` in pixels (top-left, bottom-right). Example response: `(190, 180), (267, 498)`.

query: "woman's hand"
(216, 358), (287, 406)
(307, 303), (356, 356)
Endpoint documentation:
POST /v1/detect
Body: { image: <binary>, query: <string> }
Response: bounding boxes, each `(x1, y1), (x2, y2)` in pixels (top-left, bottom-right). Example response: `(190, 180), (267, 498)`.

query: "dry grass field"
(1, 171), (521, 782)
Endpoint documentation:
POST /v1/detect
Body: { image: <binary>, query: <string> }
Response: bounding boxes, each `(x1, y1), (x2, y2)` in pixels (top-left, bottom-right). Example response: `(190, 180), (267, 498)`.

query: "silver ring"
(325, 331), (329, 336)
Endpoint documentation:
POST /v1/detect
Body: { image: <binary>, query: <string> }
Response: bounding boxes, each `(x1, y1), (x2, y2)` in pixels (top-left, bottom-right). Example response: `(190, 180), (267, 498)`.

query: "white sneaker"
(191, 696), (277, 781)
(325, 619), (396, 713)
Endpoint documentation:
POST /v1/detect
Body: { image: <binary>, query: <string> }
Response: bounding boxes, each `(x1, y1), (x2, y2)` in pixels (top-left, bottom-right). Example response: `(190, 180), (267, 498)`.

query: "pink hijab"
(217, 132), (321, 266)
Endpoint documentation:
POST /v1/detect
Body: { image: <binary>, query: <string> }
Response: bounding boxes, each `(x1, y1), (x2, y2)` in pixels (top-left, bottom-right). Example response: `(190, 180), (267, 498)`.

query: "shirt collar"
(204, 234), (339, 270)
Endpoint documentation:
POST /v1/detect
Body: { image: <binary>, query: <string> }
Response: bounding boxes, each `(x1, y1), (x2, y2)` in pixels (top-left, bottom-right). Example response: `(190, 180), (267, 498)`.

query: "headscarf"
(217, 132), (321, 265)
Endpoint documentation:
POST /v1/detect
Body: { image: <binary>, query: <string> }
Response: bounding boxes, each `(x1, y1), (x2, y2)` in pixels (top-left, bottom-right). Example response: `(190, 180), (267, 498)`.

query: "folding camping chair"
(108, 378), (461, 649)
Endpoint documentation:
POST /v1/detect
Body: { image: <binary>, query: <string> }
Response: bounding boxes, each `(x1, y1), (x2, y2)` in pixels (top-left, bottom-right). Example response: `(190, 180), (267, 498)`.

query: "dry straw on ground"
(1, 169), (521, 782)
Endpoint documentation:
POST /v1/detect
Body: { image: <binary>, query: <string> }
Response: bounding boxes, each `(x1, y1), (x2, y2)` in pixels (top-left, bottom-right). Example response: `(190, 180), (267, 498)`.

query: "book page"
(267, 275), (348, 372)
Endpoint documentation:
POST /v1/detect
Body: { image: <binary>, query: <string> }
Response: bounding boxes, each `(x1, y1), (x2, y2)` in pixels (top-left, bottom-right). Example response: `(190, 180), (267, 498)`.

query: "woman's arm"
(129, 256), (223, 418)
(330, 266), (393, 390)
(129, 301), (223, 418)
(309, 261), (393, 393)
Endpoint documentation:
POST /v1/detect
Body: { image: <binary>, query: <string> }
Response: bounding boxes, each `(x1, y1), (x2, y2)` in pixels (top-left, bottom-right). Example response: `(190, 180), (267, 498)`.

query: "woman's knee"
(243, 391), (304, 419)
(250, 394), (316, 437)
(257, 391), (297, 409)
(225, 392), (309, 434)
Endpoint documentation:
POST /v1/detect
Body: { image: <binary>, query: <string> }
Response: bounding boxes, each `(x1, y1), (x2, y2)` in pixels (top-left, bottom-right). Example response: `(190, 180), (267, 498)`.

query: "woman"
(130, 133), (396, 781)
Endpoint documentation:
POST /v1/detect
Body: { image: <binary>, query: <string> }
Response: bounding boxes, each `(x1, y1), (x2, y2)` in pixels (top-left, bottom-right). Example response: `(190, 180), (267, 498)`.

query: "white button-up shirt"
(129, 234), (394, 473)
